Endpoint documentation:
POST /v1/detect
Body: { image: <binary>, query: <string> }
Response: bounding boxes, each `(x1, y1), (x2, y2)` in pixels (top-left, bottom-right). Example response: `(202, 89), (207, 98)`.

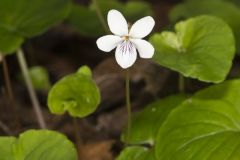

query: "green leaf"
(116, 146), (156, 160)
(123, 1), (153, 22)
(0, 137), (16, 160)
(29, 66), (51, 90)
(170, 0), (240, 52)
(67, 0), (153, 37)
(67, 5), (105, 37)
(0, 29), (23, 54)
(0, 130), (77, 160)
(150, 15), (235, 83)
(48, 66), (100, 118)
(89, 0), (123, 17)
(155, 79), (240, 160)
(0, 0), (71, 54)
(122, 95), (187, 145)
(77, 65), (92, 77)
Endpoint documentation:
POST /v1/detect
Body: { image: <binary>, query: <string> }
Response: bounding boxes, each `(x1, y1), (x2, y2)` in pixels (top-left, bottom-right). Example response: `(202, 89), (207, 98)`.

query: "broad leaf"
(122, 95), (187, 145)
(0, 137), (15, 160)
(0, 29), (23, 55)
(0, 130), (77, 160)
(155, 80), (240, 160)
(170, 0), (240, 52)
(116, 147), (156, 160)
(150, 15), (235, 83)
(67, 5), (105, 37)
(0, 0), (71, 53)
(48, 66), (100, 118)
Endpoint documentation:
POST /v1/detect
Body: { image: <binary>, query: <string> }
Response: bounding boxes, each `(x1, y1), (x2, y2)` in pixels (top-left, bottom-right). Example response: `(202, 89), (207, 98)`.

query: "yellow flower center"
(124, 36), (130, 41)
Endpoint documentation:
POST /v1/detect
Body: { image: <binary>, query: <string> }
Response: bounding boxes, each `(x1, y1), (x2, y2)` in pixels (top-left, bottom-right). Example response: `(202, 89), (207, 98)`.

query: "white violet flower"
(96, 9), (155, 69)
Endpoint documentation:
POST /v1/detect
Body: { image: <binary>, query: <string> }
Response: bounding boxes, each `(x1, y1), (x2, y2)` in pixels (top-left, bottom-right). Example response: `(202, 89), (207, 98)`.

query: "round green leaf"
(0, 0), (71, 53)
(122, 95), (187, 145)
(29, 66), (51, 90)
(155, 80), (240, 160)
(48, 67), (100, 118)
(117, 147), (156, 160)
(150, 15), (235, 83)
(0, 130), (77, 160)
(170, 0), (240, 52)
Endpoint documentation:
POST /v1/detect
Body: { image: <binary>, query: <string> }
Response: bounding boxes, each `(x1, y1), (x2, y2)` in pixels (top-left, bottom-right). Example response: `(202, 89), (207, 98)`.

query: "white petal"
(129, 16), (155, 38)
(115, 41), (137, 69)
(107, 10), (128, 36)
(96, 35), (123, 52)
(131, 39), (154, 58)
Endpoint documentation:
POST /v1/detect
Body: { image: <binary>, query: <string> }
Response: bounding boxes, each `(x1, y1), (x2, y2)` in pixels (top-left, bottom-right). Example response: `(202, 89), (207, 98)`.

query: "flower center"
(123, 36), (130, 41)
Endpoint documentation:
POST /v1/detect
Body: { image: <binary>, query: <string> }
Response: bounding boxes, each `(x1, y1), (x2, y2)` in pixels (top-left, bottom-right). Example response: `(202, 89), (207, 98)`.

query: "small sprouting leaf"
(0, 0), (71, 54)
(150, 15), (235, 83)
(155, 80), (240, 160)
(48, 66), (100, 118)
(170, 0), (240, 52)
(122, 95), (187, 145)
(0, 130), (77, 160)
(116, 146), (156, 160)
(77, 65), (92, 77)
(29, 66), (51, 90)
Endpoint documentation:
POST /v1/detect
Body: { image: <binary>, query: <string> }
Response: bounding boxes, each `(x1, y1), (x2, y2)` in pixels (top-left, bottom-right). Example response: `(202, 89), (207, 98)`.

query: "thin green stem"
(125, 69), (132, 144)
(16, 49), (46, 129)
(73, 118), (82, 158)
(179, 74), (185, 93)
(92, 0), (110, 33)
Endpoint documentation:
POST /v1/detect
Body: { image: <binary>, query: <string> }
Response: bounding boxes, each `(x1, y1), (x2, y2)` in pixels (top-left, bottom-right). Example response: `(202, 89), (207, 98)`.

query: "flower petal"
(96, 35), (123, 52)
(129, 16), (155, 38)
(131, 39), (154, 58)
(107, 10), (128, 36)
(115, 41), (137, 69)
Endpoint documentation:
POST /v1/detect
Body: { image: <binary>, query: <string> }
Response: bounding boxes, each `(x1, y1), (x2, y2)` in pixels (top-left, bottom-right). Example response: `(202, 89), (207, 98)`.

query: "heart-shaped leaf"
(121, 95), (187, 145)
(170, 0), (240, 52)
(150, 15), (235, 83)
(0, 0), (71, 54)
(47, 66), (100, 118)
(0, 130), (77, 160)
(155, 80), (240, 160)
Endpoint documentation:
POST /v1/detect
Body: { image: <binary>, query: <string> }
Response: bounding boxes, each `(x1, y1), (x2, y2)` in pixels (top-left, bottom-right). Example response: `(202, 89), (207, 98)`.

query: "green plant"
(1, 0), (240, 159)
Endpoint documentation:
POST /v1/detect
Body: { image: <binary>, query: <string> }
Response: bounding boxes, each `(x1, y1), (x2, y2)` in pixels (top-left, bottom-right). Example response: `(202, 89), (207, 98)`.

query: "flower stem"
(179, 74), (185, 93)
(92, 0), (110, 33)
(16, 49), (46, 129)
(125, 68), (132, 144)
(73, 118), (82, 158)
